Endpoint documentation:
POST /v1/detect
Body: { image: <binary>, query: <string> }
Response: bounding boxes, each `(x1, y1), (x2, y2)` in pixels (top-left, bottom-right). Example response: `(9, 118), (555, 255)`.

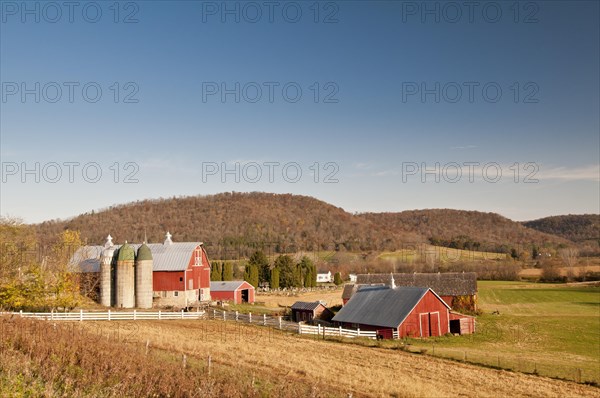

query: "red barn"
(355, 272), (478, 311)
(71, 233), (212, 308)
(210, 281), (255, 304)
(332, 285), (451, 339)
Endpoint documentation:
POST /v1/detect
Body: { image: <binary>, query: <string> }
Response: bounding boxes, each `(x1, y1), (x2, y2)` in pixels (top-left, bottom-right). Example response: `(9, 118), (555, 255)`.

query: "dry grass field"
(77, 319), (599, 398)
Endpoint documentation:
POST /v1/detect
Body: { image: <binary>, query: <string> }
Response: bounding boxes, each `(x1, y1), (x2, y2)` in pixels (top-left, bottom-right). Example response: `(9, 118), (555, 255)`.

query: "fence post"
(133, 309), (137, 321)
(263, 314), (266, 326)
(158, 310), (162, 320)
(208, 355), (212, 375)
(577, 368), (582, 383)
(339, 326), (342, 336)
(278, 316), (282, 329)
(298, 322), (302, 334)
(80, 309), (83, 322)
(20, 310), (23, 318)
(108, 309), (111, 321)
(357, 327), (360, 337)
(182, 354), (187, 368)
(318, 324), (321, 337)
(181, 309), (184, 319)
(223, 311), (226, 321)
(145, 340), (150, 355)
(235, 311), (239, 321)
(249, 312), (252, 323)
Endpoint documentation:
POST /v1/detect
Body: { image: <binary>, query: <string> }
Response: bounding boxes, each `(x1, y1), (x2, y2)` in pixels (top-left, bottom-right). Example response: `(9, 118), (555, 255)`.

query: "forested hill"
(34, 192), (572, 257)
(523, 214), (599, 247)
(35, 192), (422, 255)
(357, 209), (571, 253)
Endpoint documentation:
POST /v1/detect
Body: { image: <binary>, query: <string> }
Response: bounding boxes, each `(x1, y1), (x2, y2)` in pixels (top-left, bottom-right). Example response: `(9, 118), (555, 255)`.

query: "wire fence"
(401, 344), (599, 385)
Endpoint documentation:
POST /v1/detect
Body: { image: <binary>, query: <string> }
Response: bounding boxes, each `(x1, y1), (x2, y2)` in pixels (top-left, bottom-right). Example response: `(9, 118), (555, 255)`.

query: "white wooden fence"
(298, 323), (378, 339)
(0, 309), (206, 321)
(209, 308), (298, 332)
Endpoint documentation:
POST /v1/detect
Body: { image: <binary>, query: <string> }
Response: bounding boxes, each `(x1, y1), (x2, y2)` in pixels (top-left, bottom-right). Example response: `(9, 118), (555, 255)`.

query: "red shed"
(210, 281), (255, 304)
(332, 286), (451, 339)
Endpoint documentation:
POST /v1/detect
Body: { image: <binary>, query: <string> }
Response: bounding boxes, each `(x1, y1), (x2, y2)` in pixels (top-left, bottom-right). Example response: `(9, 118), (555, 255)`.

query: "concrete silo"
(115, 242), (135, 308)
(135, 243), (154, 309)
(99, 235), (115, 307)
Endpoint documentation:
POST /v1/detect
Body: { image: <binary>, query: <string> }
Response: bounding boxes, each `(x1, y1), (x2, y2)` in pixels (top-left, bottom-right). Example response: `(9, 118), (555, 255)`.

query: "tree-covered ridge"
(523, 214), (600, 245)
(33, 193), (575, 259)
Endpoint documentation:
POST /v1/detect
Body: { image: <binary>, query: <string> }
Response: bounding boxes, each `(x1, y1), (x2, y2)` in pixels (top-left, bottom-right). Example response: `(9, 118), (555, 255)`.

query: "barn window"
(179, 277), (183, 282)
(194, 249), (202, 266)
(174, 291), (179, 297)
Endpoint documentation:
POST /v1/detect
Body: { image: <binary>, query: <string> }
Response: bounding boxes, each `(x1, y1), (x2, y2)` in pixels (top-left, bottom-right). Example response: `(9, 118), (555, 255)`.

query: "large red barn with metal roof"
(332, 285), (451, 339)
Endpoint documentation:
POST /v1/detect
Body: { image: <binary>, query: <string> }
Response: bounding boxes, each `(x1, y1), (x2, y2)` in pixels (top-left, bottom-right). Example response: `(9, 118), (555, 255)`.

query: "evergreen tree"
(249, 250), (270, 285)
(310, 264), (318, 287)
(222, 262), (233, 281)
(244, 263), (259, 288)
(298, 256), (315, 288)
(274, 255), (295, 288)
(210, 262), (222, 281)
(270, 266), (280, 289)
(333, 272), (343, 285)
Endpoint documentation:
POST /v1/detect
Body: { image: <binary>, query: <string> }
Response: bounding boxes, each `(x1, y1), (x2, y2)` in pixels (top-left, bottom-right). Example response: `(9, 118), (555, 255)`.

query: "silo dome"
(118, 242), (135, 261)
(137, 243), (153, 261)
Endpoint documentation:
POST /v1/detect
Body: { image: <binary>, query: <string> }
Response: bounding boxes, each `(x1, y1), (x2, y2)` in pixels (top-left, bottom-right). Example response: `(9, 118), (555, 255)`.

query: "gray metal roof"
(332, 286), (449, 329)
(291, 301), (324, 311)
(70, 242), (203, 272)
(210, 281), (251, 292)
(356, 272), (477, 296)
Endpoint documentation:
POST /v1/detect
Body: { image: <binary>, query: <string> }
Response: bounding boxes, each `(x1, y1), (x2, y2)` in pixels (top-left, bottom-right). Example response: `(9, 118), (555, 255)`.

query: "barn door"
(429, 312), (440, 337)
(419, 313), (430, 337)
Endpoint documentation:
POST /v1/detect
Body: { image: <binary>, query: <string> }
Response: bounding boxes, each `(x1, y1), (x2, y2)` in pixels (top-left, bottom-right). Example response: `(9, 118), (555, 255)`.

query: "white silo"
(135, 243), (153, 309)
(115, 242), (135, 308)
(99, 235), (115, 307)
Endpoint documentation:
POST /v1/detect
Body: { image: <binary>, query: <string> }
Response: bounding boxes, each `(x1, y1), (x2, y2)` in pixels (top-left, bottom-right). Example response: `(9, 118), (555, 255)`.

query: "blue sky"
(0, 1), (598, 223)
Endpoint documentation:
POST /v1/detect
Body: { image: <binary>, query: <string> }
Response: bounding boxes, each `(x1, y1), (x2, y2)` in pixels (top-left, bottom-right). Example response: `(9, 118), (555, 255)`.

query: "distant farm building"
(290, 301), (333, 323)
(355, 272), (478, 311)
(71, 233), (212, 308)
(210, 281), (255, 304)
(316, 270), (333, 283)
(332, 284), (451, 339)
(348, 274), (357, 283)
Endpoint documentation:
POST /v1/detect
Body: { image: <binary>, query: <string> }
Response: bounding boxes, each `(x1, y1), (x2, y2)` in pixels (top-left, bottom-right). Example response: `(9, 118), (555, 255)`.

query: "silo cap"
(137, 243), (153, 261)
(117, 242), (135, 261)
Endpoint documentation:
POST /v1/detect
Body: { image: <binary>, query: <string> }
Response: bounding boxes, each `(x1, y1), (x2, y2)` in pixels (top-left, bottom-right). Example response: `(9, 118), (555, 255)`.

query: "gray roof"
(291, 301), (324, 311)
(332, 286), (449, 329)
(70, 242), (203, 272)
(356, 272), (477, 296)
(209, 281), (251, 292)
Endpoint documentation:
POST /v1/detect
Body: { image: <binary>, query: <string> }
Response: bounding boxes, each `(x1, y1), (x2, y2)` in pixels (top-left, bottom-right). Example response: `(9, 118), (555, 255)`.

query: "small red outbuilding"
(210, 281), (255, 304)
